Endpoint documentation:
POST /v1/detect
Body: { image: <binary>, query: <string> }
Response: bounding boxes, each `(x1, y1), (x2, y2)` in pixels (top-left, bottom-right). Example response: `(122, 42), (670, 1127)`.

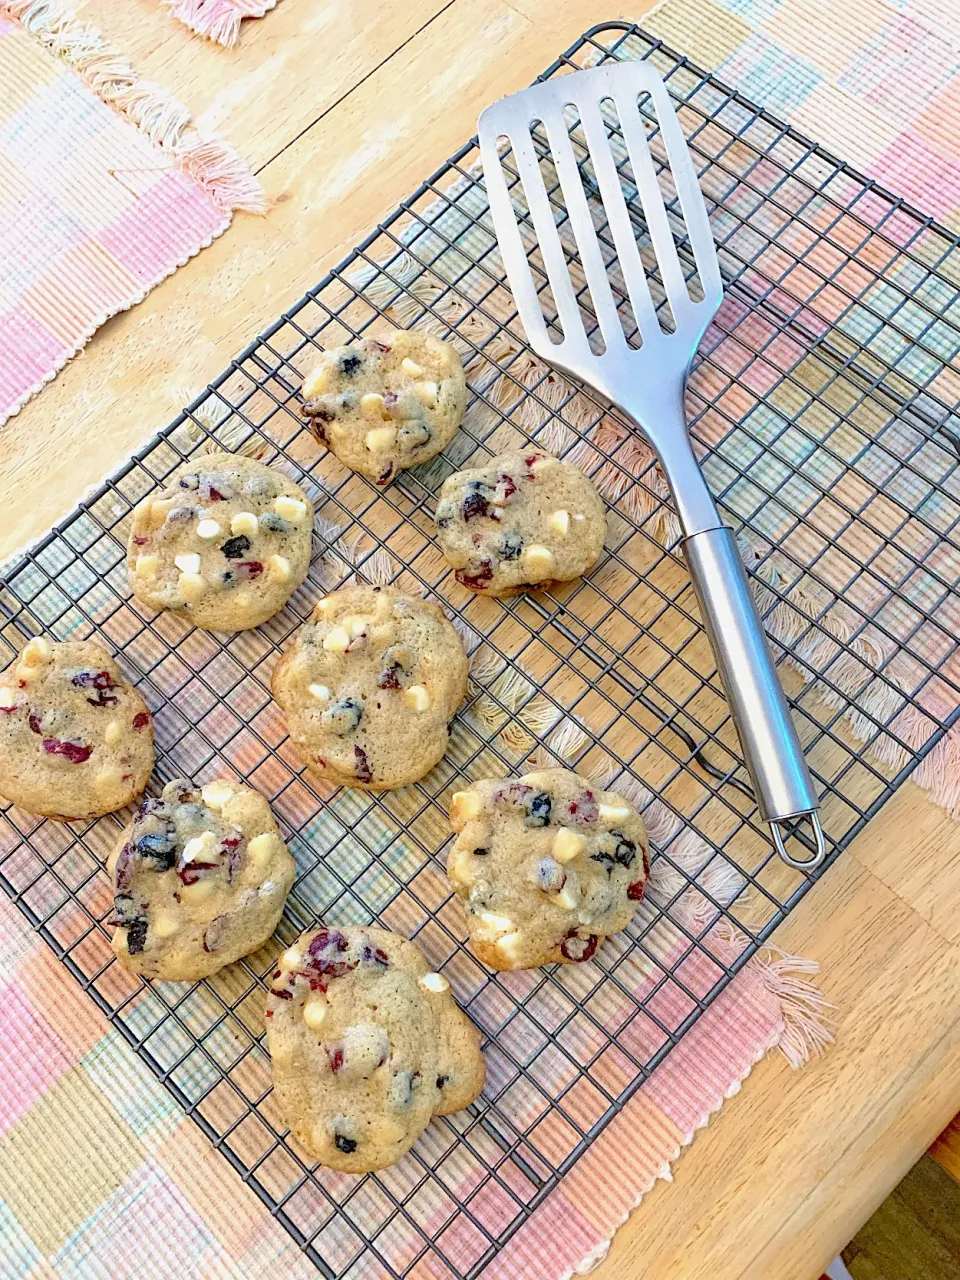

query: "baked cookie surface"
(271, 584), (468, 790)
(127, 452), (313, 632)
(110, 776), (295, 982)
(435, 450), (605, 595)
(265, 924), (485, 1172)
(447, 768), (649, 971)
(300, 329), (466, 485)
(0, 637), (153, 820)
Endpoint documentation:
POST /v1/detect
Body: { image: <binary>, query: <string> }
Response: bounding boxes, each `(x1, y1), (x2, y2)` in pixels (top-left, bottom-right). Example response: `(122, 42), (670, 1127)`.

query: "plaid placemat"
(0, 0), (264, 427)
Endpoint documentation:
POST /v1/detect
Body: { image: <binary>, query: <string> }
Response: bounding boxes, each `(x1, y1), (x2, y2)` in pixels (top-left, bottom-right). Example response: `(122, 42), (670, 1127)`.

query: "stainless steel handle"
(682, 526), (825, 868)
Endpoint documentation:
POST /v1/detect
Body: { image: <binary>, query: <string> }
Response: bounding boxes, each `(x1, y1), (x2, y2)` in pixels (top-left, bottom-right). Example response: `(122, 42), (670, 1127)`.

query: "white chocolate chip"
(135, 554), (159, 580)
(104, 720), (123, 746)
(20, 637), (52, 666)
(278, 946), (302, 971)
(364, 425), (397, 452)
(274, 495), (307, 522)
(303, 999), (327, 1031)
(548, 509), (571, 537)
(552, 828), (586, 863)
(308, 683), (331, 702)
(201, 779), (237, 810)
(497, 932), (525, 961)
(268, 554), (292, 583)
(598, 802), (633, 823)
(344, 616), (368, 638)
(370, 1118), (406, 1144)
(196, 519), (221, 539)
(415, 381), (439, 408)
(231, 511), (259, 538)
(322, 626), (351, 653)
(178, 572), (205, 602)
(174, 552), (201, 574)
(0, 688), (17, 709)
(302, 365), (331, 399)
(419, 972), (450, 994)
(360, 392), (388, 420)
(401, 357), (424, 378)
(574, 512), (585, 522)
(556, 870), (581, 911)
(451, 791), (482, 824)
(180, 877), (217, 905)
(402, 684), (431, 712)
(521, 544), (557, 576)
(479, 911), (514, 936)
(152, 911), (179, 940)
(181, 831), (219, 864)
(247, 832), (279, 866)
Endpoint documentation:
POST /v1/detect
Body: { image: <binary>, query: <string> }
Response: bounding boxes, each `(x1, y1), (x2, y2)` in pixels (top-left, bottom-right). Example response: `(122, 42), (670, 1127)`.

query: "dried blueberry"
(436, 1074), (450, 1089)
(341, 354), (363, 377)
(135, 795), (164, 819)
(497, 530), (523, 560)
(534, 857), (566, 892)
(461, 482), (494, 522)
(179, 474), (200, 490)
(388, 1069), (416, 1110)
(560, 932), (598, 963)
(360, 944), (389, 968)
(203, 916), (227, 953)
(135, 830), (176, 869)
(612, 833), (636, 867)
(473, 847), (489, 857)
(221, 535), (251, 560)
(110, 892), (140, 924)
(435, 499), (456, 530)
(590, 851), (616, 874)
(321, 698), (363, 736)
(259, 513), (292, 534)
(354, 744), (373, 783)
(527, 792), (552, 827)
(72, 670), (117, 692)
(334, 1133), (357, 1153)
(126, 918), (148, 954)
(376, 664), (402, 691)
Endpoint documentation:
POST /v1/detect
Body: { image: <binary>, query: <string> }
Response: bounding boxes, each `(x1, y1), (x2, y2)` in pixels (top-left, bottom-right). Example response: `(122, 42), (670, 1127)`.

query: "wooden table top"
(4, 2), (960, 1276)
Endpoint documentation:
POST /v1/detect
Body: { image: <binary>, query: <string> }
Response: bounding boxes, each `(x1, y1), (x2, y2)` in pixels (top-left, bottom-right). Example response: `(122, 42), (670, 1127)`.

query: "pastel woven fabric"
(0, 1), (264, 427)
(162, 0), (279, 46)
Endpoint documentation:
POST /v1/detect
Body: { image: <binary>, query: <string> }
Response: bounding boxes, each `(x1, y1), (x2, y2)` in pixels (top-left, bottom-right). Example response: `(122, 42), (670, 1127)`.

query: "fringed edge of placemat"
(1, 0), (266, 213)
(163, 0), (280, 47)
(566, 941), (833, 1277)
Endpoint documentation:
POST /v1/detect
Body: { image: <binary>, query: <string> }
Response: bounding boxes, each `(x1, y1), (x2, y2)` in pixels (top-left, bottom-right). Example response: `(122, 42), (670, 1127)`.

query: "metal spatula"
(478, 62), (824, 869)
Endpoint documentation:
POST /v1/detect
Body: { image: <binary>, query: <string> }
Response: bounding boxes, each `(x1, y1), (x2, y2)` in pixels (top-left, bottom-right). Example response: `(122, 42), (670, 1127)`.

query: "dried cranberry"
(0, 697), (18, 714)
(334, 1133), (356, 1153)
(236, 561), (263, 580)
(627, 880), (646, 901)
(221, 535), (251, 560)
(565, 791), (599, 825)
(115, 843), (136, 891)
(133, 711), (151, 731)
(110, 889), (140, 924)
(126, 918), (148, 954)
(366, 340), (391, 354)
(264, 1009), (274, 1018)
(177, 861), (219, 886)
(136, 796), (163, 818)
(360, 945), (389, 968)
(376, 664), (402, 691)
(43, 738), (92, 763)
(341, 354), (362, 376)
(560, 933), (598, 962)
(456, 559), (494, 590)
(28, 711), (42, 734)
(132, 535), (149, 546)
(304, 402), (336, 422)
(494, 473), (518, 504)
(375, 463), (394, 487)
(72, 670), (116, 692)
(328, 1045), (345, 1073)
(199, 478), (232, 502)
(270, 987), (293, 1000)
(354, 745), (372, 783)
(222, 833), (245, 880)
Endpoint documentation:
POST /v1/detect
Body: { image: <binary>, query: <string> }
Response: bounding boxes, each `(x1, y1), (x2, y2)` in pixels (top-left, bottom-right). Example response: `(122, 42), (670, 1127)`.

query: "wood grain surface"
(3, 3), (960, 1277)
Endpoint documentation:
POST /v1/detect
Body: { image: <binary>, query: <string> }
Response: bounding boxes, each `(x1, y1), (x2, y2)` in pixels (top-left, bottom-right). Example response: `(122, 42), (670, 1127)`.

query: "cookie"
(0, 637), (154, 820)
(271, 584), (468, 790)
(447, 768), (649, 971)
(300, 329), (466, 486)
(434, 450), (605, 595)
(127, 452), (313, 632)
(109, 776), (295, 982)
(265, 924), (485, 1172)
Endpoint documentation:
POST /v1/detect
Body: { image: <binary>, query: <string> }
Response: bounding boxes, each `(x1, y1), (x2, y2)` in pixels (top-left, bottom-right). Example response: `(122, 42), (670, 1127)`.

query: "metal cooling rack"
(3, 21), (960, 1279)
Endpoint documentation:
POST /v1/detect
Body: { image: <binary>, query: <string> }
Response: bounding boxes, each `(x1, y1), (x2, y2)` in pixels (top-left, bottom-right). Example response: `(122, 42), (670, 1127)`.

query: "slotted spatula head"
(478, 61), (723, 455)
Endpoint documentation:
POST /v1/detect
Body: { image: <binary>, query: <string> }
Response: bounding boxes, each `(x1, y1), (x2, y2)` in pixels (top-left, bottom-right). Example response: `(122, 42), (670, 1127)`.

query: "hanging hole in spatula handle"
(770, 812), (827, 872)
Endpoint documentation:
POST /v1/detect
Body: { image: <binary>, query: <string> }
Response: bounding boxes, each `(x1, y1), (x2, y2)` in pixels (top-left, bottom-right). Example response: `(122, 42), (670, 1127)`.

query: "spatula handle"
(682, 525), (823, 859)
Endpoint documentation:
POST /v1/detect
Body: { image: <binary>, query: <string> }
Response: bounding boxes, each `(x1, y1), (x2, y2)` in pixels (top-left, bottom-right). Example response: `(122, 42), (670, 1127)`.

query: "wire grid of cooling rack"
(3, 20), (960, 1279)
